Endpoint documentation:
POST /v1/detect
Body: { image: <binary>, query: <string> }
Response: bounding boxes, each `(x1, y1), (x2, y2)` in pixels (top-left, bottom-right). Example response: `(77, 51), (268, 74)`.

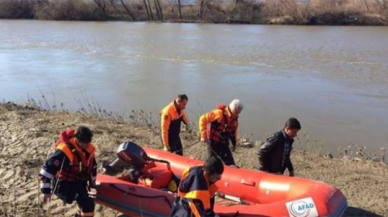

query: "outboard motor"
(102, 141), (177, 190)
(101, 141), (151, 181)
(117, 141), (149, 169)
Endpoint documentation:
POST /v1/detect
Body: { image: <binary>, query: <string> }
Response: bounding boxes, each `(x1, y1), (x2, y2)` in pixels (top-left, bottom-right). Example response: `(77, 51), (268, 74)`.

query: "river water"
(1, 20), (388, 154)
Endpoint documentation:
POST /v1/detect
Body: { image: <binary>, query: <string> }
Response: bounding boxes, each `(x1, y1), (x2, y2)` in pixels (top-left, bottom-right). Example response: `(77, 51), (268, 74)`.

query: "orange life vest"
(207, 105), (238, 144)
(55, 130), (96, 182)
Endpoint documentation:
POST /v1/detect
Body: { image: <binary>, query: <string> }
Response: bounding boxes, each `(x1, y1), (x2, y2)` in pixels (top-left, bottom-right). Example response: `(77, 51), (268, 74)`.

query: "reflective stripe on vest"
(178, 166), (218, 213)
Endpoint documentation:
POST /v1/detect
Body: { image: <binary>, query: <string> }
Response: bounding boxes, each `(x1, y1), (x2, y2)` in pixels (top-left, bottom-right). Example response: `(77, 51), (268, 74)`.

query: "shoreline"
(1, 0), (387, 26)
(1, 15), (387, 26)
(0, 102), (387, 216)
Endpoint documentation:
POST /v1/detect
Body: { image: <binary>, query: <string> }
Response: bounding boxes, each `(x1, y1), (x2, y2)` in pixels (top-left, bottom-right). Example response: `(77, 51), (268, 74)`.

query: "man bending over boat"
(39, 126), (97, 217)
(199, 99), (243, 167)
(257, 118), (301, 176)
(160, 94), (190, 156)
(170, 156), (224, 217)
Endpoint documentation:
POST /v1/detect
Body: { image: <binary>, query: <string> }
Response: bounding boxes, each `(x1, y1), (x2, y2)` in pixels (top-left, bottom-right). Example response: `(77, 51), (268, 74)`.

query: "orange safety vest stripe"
(189, 201), (201, 217)
(178, 167), (217, 210)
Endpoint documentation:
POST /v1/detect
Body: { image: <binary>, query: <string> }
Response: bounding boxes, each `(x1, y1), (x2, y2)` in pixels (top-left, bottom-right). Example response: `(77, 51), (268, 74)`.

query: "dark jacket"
(170, 166), (217, 217)
(257, 130), (294, 174)
(39, 149), (97, 203)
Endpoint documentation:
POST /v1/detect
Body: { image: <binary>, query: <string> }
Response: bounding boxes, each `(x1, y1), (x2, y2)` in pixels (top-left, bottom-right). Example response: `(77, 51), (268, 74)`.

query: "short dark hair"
(204, 156), (224, 176)
(177, 94), (188, 101)
(284, 118), (301, 130)
(75, 126), (93, 143)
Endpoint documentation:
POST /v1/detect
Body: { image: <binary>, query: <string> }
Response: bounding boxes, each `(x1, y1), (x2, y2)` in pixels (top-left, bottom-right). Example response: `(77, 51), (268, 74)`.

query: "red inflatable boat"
(94, 142), (347, 217)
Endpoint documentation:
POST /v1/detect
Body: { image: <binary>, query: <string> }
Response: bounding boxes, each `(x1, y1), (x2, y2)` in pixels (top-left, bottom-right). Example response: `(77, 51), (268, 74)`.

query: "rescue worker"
(199, 99), (243, 166)
(257, 118), (301, 176)
(170, 156), (224, 217)
(160, 94), (189, 156)
(39, 126), (97, 217)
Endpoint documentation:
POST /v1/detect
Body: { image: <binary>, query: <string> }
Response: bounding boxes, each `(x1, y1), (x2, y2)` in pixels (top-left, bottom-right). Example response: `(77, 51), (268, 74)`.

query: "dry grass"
(0, 0), (387, 25)
(21, 89), (387, 163)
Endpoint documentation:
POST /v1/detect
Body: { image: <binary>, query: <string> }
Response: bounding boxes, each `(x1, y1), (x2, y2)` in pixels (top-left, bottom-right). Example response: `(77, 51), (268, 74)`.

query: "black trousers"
(170, 197), (191, 217)
(169, 136), (183, 156)
(54, 180), (95, 215)
(207, 140), (236, 166)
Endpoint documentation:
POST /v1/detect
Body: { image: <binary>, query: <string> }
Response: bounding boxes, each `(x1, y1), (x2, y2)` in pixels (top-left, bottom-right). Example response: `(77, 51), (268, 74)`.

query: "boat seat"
(139, 168), (173, 189)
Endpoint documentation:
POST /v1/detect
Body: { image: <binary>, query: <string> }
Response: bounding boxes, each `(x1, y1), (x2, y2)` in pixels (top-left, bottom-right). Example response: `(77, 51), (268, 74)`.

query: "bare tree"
(198, 0), (210, 19)
(147, 0), (154, 20)
(120, 0), (136, 20)
(234, 0), (243, 10)
(165, 0), (176, 12)
(154, 0), (163, 20)
(198, 0), (205, 19)
(303, 0), (313, 20)
(363, 0), (370, 12)
(143, 0), (151, 19)
(165, 0), (182, 19)
(109, 0), (117, 11)
(373, 0), (388, 11)
(94, 0), (107, 15)
(157, 0), (164, 20)
(154, 0), (160, 19)
(178, 0), (182, 19)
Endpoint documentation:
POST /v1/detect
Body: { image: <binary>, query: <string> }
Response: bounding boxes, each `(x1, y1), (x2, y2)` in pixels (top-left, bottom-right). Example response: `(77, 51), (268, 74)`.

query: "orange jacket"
(160, 101), (189, 148)
(199, 106), (239, 143)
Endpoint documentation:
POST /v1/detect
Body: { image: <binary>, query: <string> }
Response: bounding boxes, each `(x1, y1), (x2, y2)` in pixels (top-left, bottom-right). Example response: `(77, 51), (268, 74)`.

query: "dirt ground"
(0, 102), (387, 217)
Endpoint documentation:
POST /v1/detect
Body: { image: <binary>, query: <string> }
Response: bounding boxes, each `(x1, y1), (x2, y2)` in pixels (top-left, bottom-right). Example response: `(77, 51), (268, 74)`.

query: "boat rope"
(52, 156), (66, 194)
(173, 140), (201, 154)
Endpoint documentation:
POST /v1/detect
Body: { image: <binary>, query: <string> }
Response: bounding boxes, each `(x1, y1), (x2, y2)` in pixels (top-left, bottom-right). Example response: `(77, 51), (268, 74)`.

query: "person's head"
(175, 94), (188, 110)
(284, 118), (301, 138)
(203, 156), (224, 184)
(75, 126), (93, 149)
(229, 99), (243, 119)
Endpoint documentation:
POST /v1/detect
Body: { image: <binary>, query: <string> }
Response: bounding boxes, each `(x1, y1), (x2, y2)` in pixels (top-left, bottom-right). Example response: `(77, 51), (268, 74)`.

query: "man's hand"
(163, 146), (170, 152)
(200, 138), (207, 144)
(89, 188), (97, 194)
(40, 193), (51, 204)
(231, 145), (236, 152)
(289, 170), (295, 177)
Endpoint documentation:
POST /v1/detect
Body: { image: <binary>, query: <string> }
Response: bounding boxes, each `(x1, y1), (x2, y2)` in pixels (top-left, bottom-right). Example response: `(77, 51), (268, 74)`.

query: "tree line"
(0, 0), (387, 25)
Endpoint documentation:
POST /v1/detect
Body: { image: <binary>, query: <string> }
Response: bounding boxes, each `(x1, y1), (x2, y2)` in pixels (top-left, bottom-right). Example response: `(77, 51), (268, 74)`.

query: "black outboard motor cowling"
(116, 141), (149, 170)
(101, 141), (149, 176)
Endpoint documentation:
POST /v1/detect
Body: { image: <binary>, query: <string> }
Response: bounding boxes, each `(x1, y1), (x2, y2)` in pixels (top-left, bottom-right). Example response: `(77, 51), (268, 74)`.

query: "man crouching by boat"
(39, 126), (97, 217)
(170, 156), (224, 217)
